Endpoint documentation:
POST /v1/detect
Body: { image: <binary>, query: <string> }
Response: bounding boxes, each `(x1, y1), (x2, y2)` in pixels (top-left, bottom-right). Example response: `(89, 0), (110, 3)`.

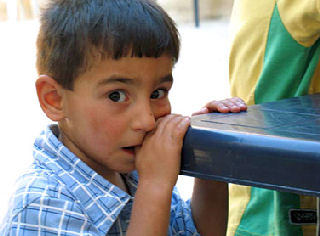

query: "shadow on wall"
(157, 0), (234, 24)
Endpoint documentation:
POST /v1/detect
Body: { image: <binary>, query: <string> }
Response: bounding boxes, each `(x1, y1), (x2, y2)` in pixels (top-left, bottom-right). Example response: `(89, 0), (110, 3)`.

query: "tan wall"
(0, 0), (38, 21)
(158, 0), (234, 23)
(0, 2), (7, 21)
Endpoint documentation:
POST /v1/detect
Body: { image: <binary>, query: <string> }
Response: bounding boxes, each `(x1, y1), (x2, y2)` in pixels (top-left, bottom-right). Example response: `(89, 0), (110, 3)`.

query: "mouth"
(122, 146), (136, 155)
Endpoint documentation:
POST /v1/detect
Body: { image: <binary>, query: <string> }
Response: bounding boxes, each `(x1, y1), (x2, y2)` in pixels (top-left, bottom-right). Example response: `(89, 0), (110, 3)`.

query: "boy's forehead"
(96, 73), (173, 87)
(77, 55), (174, 86)
(95, 54), (173, 70)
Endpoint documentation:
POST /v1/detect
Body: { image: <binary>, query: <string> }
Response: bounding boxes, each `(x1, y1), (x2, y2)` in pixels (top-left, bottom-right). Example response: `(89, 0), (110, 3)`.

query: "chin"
(118, 164), (136, 174)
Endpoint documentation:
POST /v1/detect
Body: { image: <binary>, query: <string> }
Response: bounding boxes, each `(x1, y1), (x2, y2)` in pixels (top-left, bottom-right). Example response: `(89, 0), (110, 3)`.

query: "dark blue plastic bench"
(181, 94), (320, 233)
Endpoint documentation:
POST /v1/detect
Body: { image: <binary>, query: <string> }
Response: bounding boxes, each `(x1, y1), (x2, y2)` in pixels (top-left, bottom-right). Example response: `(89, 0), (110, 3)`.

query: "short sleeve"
(278, 0), (320, 46)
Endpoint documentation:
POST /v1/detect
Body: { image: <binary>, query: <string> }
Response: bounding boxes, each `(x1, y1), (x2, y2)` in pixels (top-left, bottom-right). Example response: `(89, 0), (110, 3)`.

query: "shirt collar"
(34, 124), (138, 234)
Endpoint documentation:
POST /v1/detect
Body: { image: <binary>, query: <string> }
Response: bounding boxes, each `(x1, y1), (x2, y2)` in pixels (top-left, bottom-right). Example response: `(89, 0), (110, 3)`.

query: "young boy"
(1, 0), (246, 235)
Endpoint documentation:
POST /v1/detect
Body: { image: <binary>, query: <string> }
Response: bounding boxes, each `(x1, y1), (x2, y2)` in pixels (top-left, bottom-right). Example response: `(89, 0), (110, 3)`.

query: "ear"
(35, 75), (64, 121)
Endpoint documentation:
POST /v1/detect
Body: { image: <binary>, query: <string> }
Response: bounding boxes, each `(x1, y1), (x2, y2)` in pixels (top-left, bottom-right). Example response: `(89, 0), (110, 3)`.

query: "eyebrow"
(160, 74), (173, 83)
(97, 74), (173, 87)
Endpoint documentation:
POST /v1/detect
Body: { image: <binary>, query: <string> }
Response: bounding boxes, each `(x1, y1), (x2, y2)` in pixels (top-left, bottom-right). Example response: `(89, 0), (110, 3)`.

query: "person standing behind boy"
(1, 0), (247, 235)
(228, 0), (320, 235)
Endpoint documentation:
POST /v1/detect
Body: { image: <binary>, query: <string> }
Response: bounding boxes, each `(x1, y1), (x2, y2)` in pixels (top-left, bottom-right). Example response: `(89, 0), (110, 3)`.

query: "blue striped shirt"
(1, 125), (199, 235)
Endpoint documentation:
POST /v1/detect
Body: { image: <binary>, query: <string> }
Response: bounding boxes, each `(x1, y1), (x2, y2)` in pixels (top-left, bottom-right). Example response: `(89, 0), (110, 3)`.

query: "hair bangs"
(89, 0), (179, 62)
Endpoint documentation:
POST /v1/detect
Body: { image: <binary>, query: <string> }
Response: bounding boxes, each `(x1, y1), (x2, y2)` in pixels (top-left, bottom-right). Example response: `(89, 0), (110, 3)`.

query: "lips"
(122, 146), (136, 155)
(122, 143), (143, 155)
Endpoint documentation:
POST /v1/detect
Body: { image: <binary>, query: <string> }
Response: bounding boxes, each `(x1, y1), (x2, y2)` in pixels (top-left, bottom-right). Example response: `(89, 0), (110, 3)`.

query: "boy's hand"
(135, 114), (190, 188)
(192, 97), (247, 116)
(128, 114), (190, 235)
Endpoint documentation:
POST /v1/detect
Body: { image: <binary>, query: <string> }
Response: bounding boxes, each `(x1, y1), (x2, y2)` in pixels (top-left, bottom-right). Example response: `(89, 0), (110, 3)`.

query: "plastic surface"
(181, 94), (320, 196)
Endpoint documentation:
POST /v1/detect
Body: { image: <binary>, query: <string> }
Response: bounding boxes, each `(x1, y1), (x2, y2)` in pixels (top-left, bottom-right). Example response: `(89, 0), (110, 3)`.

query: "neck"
(106, 172), (127, 193)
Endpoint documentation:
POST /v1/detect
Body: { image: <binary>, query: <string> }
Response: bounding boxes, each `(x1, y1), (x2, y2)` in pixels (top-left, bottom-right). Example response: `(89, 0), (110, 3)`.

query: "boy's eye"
(151, 89), (167, 99)
(108, 90), (127, 102)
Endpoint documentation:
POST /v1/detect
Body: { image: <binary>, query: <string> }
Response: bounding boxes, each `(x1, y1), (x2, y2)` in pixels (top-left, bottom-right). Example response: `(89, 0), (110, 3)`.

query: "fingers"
(192, 107), (209, 116)
(231, 97), (247, 111)
(136, 114), (191, 187)
(204, 97), (247, 114)
(155, 114), (190, 143)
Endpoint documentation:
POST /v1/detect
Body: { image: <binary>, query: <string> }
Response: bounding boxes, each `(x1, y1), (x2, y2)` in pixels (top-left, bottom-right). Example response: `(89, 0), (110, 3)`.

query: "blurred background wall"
(0, 0), (234, 22)
(158, 0), (234, 23)
(0, 0), (39, 21)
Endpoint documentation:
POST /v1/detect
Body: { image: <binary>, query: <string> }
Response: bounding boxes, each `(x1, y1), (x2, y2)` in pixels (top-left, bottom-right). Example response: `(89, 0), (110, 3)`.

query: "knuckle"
(222, 101), (232, 107)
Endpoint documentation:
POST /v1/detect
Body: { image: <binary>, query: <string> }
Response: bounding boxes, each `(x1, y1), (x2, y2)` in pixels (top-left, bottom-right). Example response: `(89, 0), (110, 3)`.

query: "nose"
(131, 102), (156, 133)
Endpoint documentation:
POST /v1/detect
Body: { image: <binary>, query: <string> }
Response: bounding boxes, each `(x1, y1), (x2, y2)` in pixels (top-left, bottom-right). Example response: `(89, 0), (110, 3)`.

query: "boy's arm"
(191, 179), (228, 236)
(127, 180), (173, 235)
(126, 114), (190, 235)
(191, 97), (246, 235)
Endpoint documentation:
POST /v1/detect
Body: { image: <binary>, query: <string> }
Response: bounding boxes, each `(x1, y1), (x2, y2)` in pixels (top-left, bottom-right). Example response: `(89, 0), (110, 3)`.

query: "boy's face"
(59, 55), (173, 179)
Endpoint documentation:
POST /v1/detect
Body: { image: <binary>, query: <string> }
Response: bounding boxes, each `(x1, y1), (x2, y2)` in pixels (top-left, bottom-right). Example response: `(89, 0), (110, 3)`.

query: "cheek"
(70, 103), (111, 140)
(80, 114), (127, 154)
(87, 111), (125, 138)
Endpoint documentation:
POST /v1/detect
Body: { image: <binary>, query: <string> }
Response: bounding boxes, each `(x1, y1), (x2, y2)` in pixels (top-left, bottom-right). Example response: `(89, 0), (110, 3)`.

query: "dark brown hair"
(36, 0), (180, 89)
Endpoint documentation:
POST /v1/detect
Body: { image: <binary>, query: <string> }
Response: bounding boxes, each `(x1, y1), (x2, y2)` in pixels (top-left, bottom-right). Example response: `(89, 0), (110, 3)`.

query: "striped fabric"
(1, 124), (199, 236)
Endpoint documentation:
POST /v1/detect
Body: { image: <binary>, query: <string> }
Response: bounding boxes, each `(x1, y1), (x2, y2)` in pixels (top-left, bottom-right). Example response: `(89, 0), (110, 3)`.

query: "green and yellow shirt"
(228, 0), (320, 235)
